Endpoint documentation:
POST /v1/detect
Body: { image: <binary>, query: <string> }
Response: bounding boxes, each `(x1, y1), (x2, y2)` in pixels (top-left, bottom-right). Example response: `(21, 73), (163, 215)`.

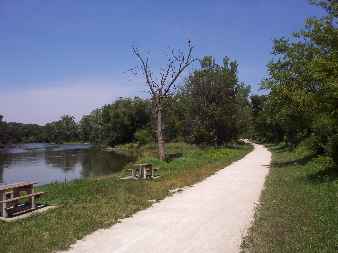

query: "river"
(0, 143), (132, 185)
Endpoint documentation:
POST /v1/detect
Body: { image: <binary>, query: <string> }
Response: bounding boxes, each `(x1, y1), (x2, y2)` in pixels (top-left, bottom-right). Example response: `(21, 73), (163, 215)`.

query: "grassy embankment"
(241, 143), (338, 253)
(0, 142), (252, 253)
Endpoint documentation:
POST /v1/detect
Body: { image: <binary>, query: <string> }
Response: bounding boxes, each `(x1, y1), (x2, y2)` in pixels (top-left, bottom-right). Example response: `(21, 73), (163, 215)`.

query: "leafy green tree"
(59, 115), (79, 142)
(255, 0), (338, 162)
(0, 115), (6, 146)
(134, 128), (153, 145)
(79, 97), (151, 146)
(43, 115), (79, 143)
(180, 56), (251, 145)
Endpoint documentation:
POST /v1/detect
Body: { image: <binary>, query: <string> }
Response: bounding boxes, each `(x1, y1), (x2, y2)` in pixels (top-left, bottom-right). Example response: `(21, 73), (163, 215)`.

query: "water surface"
(0, 143), (132, 185)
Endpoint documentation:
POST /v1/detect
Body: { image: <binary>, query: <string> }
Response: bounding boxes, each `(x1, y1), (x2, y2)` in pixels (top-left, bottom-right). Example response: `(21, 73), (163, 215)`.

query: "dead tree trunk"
(132, 41), (194, 160)
(156, 102), (165, 161)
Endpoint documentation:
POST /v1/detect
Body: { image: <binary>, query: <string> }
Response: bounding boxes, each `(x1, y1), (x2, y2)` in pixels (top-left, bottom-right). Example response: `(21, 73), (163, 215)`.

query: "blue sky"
(0, 0), (324, 124)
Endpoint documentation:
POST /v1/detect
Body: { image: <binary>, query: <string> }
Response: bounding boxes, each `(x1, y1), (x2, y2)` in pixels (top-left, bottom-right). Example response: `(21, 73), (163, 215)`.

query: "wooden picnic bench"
(0, 181), (46, 218)
(128, 163), (159, 179)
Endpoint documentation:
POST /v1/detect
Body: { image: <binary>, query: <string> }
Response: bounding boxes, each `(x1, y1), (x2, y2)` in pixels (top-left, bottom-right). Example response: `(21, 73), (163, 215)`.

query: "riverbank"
(0, 142), (252, 253)
(241, 143), (338, 252)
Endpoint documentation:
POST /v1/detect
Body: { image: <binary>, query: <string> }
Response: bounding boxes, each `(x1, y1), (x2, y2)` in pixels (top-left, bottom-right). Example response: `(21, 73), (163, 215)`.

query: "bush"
(329, 134), (338, 166)
(302, 135), (325, 154)
(134, 128), (153, 145)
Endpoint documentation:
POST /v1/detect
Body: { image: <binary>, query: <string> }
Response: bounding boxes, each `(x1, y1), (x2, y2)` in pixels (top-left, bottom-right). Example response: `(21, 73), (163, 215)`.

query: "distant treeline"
(0, 115), (79, 145)
(0, 55), (251, 147)
(251, 0), (338, 165)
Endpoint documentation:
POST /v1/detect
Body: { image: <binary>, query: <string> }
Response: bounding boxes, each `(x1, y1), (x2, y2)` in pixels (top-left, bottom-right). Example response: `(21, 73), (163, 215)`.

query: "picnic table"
(128, 163), (159, 179)
(0, 181), (45, 218)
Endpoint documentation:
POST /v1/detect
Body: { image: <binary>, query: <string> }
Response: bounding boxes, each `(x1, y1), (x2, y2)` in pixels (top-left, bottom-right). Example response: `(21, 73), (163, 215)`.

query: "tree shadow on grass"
(269, 143), (289, 153)
(165, 153), (183, 162)
(199, 142), (245, 150)
(224, 143), (243, 149)
(306, 166), (338, 184)
(272, 153), (317, 168)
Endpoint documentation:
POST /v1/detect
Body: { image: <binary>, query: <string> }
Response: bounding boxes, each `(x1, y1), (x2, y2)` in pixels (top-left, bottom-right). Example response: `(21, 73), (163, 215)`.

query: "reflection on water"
(0, 144), (132, 185)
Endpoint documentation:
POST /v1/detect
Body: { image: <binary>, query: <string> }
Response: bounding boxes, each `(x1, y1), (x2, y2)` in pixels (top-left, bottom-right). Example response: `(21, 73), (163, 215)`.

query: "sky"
(0, 0), (324, 125)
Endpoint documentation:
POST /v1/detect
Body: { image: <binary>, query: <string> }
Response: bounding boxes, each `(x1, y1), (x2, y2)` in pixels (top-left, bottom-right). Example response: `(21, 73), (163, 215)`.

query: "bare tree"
(132, 41), (194, 160)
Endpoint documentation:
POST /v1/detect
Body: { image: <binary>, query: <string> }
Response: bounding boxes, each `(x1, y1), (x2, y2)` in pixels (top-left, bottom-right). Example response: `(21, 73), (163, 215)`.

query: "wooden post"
(31, 184), (35, 208)
(1, 193), (7, 218)
(31, 196), (36, 209)
(0, 192), (3, 217)
(2, 206), (7, 218)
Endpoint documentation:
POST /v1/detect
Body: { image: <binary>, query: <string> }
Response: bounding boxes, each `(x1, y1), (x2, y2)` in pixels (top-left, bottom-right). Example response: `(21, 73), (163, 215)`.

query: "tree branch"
(132, 47), (156, 96)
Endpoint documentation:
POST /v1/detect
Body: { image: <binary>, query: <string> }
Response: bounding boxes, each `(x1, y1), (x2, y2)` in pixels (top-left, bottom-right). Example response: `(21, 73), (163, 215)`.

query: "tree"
(100, 98), (151, 146)
(132, 41), (195, 160)
(78, 97), (151, 146)
(59, 115), (79, 142)
(42, 115), (79, 143)
(254, 0), (338, 162)
(250, 95), (284, 143)
(180, 56), (251, 145)
(0, 115), (6, 146)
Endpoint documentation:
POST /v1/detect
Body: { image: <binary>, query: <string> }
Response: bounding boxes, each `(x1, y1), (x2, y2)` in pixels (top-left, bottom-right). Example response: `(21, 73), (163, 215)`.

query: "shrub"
(329, 134), (338, 166)
(134, 128), (153, 145)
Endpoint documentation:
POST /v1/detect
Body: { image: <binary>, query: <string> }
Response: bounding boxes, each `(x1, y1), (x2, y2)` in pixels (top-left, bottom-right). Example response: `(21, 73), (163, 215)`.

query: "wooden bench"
(128, 164), (159, 179)
(1, 192), (44, 203)
(0, 182), (46, 218)
(144, 167), (159, 179)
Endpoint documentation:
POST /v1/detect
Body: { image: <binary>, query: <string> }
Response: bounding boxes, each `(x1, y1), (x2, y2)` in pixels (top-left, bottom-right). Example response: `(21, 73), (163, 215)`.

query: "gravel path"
(61, 143), (271, 253)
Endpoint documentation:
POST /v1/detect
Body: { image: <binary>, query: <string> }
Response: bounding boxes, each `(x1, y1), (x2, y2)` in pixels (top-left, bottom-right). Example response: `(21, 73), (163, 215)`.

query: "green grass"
(241, 143), (338, 253)
(0, 142), (252, 253)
